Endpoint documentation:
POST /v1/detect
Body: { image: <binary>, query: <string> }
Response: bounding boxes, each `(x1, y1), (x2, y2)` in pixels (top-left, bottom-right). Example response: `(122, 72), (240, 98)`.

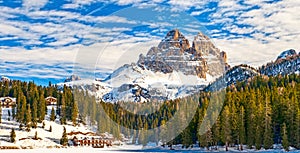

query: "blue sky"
(0, 0), (299, 85)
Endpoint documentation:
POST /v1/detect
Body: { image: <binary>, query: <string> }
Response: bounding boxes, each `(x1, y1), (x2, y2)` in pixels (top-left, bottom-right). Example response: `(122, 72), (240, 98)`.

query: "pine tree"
(38, 91), (46, 122)
(25, 104), (32, 132)
(50, 107), (56, 121)
(18, 95), (27, 123)
(132, 130), (137, 144)
(263, 96), (273, 149)
(10, 128), (16, 143)
(34, 131), (38, 140)
(31, 99), (38, 128)
(60, 126), (68, 146)
(238, 106), (246, 150)
(0, 106), (2, 124)
(295, 109), (300, 149)
(221, 106), (231, 151)
(255, 103), (263, 150)
(199, 122), (212, 150)
(12, 105), (16, 119)
(60, 95), (66, 125)
(282, 123), (289, 151)
(246, 90), (256, 148)
(138, 129), (147, 146)
(71, 101), (79, 126)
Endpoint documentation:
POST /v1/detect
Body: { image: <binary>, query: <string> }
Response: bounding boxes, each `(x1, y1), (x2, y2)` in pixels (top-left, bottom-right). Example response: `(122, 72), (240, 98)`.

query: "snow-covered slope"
(102, 63), (212, 102)
(0, 107), (98, 149)
(205, 65), (259, 91)
(260, 49), (300, 76)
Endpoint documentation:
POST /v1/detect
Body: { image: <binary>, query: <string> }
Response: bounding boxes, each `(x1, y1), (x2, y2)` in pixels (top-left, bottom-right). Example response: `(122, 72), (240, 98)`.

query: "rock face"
(64, 75), (81, 82)
(158, 29), (190, 52)
(137, 29), (228, 79)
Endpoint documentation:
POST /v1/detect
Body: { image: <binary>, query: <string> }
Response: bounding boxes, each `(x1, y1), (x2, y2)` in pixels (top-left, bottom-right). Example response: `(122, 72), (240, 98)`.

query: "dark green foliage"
(25, 104), (32, 132)
(34, 131), (38, 140)
(50, 107), (56, 121)
(10, 128), (16, 143)
(60, 126), (68, 146)
(282, 123), (289, 151)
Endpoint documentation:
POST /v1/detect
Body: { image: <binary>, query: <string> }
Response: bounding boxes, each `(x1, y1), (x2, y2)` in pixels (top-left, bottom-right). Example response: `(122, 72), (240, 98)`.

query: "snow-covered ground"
(0, 144), (296, 153)
(0, 106), (97, 149)
(59, 63), (216, 103)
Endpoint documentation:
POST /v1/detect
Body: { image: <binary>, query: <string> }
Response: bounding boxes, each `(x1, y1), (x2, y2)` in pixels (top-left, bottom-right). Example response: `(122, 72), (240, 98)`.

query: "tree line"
(76, 74), (300, 151)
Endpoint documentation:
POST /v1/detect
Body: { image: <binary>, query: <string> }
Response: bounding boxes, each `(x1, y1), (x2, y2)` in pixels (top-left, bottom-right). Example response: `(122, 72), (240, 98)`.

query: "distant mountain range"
(60, 30), (300, 102)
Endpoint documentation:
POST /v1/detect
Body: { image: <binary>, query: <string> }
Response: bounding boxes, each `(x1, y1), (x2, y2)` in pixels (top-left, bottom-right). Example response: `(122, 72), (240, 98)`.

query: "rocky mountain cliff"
(137, 29), (228, 79)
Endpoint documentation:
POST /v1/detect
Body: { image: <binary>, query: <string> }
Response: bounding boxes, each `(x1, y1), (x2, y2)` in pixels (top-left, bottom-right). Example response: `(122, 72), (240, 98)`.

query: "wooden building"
(0, 97), (16, 107)
(68, 131), (112, 148)
(45, 96), (57, 105)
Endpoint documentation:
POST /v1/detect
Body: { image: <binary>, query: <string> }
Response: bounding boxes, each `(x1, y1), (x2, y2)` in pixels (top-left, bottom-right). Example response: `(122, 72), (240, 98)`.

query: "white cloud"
(22, 0), (48, 10)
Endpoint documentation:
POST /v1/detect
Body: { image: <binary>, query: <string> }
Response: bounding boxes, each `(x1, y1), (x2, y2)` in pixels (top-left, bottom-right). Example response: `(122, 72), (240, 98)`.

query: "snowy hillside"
(0, 106), (102, 149)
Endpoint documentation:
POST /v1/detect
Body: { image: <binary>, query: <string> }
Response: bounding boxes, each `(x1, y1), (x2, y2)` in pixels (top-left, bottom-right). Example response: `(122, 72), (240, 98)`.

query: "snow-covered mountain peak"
(60, 30), (230, 102)
(276, 49), (297, 60)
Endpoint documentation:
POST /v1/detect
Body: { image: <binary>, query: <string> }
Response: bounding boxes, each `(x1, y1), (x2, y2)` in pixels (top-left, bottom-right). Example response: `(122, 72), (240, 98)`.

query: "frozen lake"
(0, 147), (298, 153)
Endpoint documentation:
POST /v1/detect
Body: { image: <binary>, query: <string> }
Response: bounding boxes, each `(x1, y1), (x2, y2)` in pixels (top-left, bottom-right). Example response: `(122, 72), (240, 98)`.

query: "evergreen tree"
(18, 95), (27, 123)
(238, 106), (246, 150)
(0, 106), (2, 124)
(50, 107), (56, 121)
(221, 106), (231, 151)
(34, 131), (38, 140)
(295, 109), (300, 149)
(246, 91), (256, 148)
(138, 129), (147, 146)
(60, 126), (68, 146)
(71, 101), (79, 126)
(199, 122), (212, 150)
(10, 128), (16, 143)
(25, 104), (32, 132)
(263, 96), (273, 149)
(12, 105), (16, 119)
(31, 99), (38, 128)
(38, 91), (46, 122)
(132, 130), (137, 144)
(60, 95), (66, 125)
(282, 123), (289, 151)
